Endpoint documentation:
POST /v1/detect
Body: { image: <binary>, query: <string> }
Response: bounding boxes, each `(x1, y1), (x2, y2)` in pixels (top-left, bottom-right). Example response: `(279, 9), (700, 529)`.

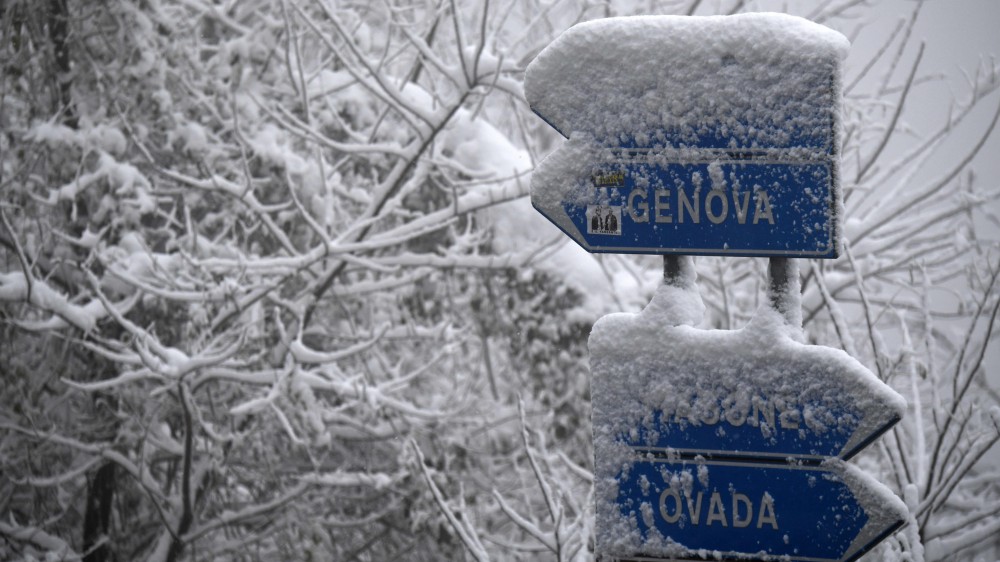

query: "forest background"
(1, 0), (998, 561)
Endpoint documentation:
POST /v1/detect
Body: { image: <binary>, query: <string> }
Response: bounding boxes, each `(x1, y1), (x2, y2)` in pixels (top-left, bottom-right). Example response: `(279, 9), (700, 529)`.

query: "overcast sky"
(862, 0), (1000, 178)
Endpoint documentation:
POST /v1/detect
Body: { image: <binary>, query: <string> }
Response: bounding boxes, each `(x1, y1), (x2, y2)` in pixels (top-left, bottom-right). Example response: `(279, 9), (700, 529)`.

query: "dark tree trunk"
(47, 0), (76, 128)
(83, 462), (116, 562)
(79, 344), (124, 562)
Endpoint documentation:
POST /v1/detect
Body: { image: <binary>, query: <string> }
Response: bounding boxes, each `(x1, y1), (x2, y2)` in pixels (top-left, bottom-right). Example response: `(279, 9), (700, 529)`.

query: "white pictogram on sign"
(587, 206), (622, 236)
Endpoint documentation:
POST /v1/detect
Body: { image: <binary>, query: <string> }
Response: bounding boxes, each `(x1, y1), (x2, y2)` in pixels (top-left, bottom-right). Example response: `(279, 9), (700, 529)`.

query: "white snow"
(526, 13), (848, 149)
(0, 272), (103, 332)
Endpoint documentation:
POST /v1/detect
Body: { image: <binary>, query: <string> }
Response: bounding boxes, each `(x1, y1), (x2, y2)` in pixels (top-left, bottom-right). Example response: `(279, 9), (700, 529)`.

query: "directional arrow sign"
(607, 458), (907, 562)
(525, 14), (848, 257)
(590, 308), (906, 464)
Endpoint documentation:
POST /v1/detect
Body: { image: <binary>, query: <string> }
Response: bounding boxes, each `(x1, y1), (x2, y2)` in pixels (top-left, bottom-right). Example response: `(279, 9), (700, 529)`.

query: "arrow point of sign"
(839, 409), (904, 462)
(820, 345), (907, 462)
(825, 459), (908, 562)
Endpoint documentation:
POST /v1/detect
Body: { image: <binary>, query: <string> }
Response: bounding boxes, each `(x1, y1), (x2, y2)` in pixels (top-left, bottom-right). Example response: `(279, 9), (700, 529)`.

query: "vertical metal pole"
(663, 255), (683, 287)
(768, 257), (789, 308)
(767, 257), (801, 328)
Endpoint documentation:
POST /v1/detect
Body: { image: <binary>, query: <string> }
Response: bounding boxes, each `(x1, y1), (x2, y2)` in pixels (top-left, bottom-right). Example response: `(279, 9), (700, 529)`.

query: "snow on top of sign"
(589, 281), (906, 556)
(525, 13), (848, 149)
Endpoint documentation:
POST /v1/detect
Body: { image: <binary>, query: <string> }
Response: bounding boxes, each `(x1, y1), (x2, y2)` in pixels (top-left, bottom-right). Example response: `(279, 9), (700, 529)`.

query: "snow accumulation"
(525, 13), (848, 150)
(0, 271), (106, 332)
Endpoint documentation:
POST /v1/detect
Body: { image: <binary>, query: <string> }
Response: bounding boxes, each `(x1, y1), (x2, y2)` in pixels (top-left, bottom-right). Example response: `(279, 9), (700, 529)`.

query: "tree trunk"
(47, 0), (76, 128)
(82, 462), (116, 562)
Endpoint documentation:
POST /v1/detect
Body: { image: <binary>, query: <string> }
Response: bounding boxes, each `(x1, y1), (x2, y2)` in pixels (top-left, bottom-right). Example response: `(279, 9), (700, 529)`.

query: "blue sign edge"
(603, 519), (905, 562)
(839, 411), (902, 462)
(606, 516), (904, 562)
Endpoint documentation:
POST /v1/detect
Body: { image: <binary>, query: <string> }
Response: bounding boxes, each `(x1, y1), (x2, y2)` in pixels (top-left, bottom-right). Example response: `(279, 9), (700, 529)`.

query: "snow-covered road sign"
(589, 278), (908, 560)
(525, 14), (847, 258)
(588, 292), (906, 470)
(611, 459), (906, 562)
(601, 319), (905, 464)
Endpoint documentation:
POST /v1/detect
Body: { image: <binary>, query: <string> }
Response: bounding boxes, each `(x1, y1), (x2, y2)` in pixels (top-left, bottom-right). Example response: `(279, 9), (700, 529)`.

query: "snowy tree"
(0, 0), (547, 559)
(0, 1), (997, 561)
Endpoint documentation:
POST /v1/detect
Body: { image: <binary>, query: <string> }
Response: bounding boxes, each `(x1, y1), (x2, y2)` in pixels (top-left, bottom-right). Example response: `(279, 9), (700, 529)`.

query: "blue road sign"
(525, 15), (845, 258)
(590, 315), (906, 465)
(539, 158), (838, 257)
(609, 459), (906, 562)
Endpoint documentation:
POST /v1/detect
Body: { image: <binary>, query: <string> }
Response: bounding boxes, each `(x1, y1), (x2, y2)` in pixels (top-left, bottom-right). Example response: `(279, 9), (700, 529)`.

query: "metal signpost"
(526, 14), (908, 562)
